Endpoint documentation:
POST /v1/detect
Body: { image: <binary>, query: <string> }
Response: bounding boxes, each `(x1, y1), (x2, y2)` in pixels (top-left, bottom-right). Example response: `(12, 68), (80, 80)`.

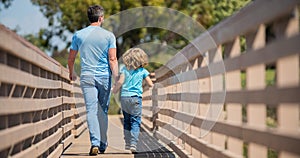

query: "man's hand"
(69, 73), (77, 81)
(68, 49), (78, 81)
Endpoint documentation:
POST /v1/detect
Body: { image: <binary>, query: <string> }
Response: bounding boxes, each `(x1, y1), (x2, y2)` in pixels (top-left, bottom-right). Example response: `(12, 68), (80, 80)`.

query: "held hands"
(111, 85), (119, 94)
(111, 74), (122, 94)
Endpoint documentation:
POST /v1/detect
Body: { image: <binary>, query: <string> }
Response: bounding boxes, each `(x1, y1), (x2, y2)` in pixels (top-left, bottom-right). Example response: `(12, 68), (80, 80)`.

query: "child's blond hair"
(122, 48), (148, 70)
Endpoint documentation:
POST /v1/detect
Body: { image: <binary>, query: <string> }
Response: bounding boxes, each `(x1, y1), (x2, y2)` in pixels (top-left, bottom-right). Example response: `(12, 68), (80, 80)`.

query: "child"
(112, 48), (153, 153)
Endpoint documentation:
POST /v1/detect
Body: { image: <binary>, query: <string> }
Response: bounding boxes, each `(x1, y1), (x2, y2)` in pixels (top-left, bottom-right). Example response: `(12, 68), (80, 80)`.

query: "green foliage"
(243, 143), (248, 158)
(266, 106), (277, 128)
(167, 0), (250, 28)
(266, 69), (276, 86)
(241, 71), (246, 89)
(268, 148), (278, 158)
(52, 48), (81, 75)
(108, 95), (121, 115)
(2, 0), (251, 73)
(28, 0), (250, 57)
(24, 29), (52, 52)
(240, 69), (276, 89)
(145, 62), (163, 73)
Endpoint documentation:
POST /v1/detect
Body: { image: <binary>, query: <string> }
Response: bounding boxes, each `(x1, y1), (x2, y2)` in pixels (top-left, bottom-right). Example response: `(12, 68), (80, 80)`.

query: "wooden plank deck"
(61, 115), (176, 158)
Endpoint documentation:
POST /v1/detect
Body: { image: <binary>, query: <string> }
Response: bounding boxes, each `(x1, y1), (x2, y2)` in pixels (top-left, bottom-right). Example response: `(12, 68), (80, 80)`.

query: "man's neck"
(90, 22), (101, 26)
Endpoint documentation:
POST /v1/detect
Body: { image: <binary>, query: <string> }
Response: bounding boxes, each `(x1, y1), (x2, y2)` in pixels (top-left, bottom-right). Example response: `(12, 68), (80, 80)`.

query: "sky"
(0, 0), (70, 55)
(0, 0), (48, 35)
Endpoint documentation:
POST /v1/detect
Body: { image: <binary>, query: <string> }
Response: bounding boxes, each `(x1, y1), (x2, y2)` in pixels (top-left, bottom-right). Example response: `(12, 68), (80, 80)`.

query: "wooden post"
(246, 24), (267, 158)
(199, 52), (211, 158)
(190, 57), (201, 158)
(224, 37), (243, 155)
(275, 8), (299, 158)
(210, 45), (226, 150)
(178, 63), (187, 149)
(152, 83), (159, 132)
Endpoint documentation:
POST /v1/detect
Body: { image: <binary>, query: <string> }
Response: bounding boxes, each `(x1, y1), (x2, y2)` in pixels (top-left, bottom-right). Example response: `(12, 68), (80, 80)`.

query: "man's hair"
(122, 48), (149, 70)
(87, 5), (104, 23)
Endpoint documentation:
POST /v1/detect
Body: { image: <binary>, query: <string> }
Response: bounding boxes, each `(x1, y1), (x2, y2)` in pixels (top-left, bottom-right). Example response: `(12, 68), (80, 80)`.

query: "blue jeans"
(80, 75), (111, 150)
(120, 96), (142, 147)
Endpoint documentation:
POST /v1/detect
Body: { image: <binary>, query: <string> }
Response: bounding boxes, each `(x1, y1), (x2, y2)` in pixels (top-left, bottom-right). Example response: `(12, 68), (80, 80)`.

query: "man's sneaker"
(99, 142), (108, 154)
(130, 145), (137, 154)
(89, 146), (98, 156)
(125, 144), (130, 150)
(99, 150), (105, 154)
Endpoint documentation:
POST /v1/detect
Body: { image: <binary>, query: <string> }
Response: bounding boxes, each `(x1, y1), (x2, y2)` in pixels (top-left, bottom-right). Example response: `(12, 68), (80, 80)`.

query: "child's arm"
(112, 74), (125, 94)
(144, 76), (154, 87)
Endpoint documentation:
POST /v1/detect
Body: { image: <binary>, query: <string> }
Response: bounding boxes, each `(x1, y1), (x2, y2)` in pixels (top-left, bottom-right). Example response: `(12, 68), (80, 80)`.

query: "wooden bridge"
(0, 0), (300, 157)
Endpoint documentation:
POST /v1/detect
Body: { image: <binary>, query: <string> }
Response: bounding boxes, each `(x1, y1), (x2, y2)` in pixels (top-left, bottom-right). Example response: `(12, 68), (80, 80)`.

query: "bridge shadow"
(119, 118), (176, 158)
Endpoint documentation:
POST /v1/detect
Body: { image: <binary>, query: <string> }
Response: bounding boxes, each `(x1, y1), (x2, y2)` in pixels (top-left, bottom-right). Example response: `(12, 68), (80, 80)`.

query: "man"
(68, 5), (118, 156)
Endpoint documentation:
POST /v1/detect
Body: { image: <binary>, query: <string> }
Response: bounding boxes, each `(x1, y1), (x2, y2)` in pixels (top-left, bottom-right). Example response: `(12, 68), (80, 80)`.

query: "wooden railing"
(0, 25), (86, 157)
(142, 0), (300, 158)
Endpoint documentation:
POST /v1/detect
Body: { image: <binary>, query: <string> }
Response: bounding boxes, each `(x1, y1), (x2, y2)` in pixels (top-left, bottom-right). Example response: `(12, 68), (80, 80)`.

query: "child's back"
(120, 66), (151, 97)
(111, 48), (153, 153)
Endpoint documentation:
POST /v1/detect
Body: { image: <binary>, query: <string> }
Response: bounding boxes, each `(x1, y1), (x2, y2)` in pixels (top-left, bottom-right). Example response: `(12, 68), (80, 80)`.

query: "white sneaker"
(130, 146), (137, 153)
(125, 144), (130, 150)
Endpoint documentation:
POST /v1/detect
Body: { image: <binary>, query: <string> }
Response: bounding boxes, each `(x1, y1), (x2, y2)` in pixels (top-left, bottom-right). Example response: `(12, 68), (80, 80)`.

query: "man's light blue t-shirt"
(70, 26), (116, 76)
(120, 66), (150, 97)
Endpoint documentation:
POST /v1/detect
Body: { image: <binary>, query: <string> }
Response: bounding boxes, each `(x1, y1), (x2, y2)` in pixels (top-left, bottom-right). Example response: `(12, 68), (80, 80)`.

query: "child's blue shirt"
(120, 66), (149, 97)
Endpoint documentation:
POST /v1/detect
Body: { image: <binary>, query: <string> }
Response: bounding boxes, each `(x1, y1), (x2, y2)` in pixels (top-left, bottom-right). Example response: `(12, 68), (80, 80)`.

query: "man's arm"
(68, 49), (78, 81)
(108, 48), (119, 82)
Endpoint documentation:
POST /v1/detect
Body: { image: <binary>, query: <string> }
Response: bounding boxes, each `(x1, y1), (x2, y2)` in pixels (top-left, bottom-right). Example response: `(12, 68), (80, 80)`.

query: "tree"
(29, 0), (249, 53)
(23, 29), (52, 52)
(1, 0), (250, 69)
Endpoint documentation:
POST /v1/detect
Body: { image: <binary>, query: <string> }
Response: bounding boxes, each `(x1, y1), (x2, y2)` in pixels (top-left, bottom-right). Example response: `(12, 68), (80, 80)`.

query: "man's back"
(71, 26), (116, 76)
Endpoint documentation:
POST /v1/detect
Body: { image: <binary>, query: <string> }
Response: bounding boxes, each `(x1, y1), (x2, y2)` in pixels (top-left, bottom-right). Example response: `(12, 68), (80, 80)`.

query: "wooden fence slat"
(62, 121), (74, 134)
(158, 34), (300, 86)
(145, 1), (300, 158)
(0, 64), (61, 89)
(74, 115), (86, 126)
(48, 144), (63, 158)
(276, 8), (299, 158)
(0, 26), (61, 74)
(72, 86), (82, 94)
(62, 96), (75, 104)
(209, 0), (299, 45)
(61, 66), (70, 80)
(0, 23), (86, 157)
(155, 0), (300, 80)
(73, 122), (87, 137)
(156, 119), (242, 158)
(0, 112), (62, 151)
(62, 82), (73, 92)
(74, 106), (86, 116)
(62, 133), (74, 149)
(163, 86), (300, 105)
(63, 109), (74, 119)
(245, 24), (267, 158)
(158, 108), (300, 155)
(0, 97), (62, 114)
(14, 128), (62, 158)
(224, 37), (243, 155)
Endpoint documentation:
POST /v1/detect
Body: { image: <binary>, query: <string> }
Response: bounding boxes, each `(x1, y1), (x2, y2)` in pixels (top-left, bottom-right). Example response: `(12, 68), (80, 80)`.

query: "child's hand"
(111, 85), (118, 94)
